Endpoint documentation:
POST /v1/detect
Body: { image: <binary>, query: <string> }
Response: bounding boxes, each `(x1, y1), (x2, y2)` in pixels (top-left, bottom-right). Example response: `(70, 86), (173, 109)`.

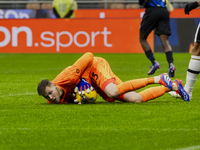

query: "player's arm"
(184, 1), (200, 15)
(73, 79), (97, 104)
(65, 10), (73, 18)
(53, 7), (60, 18)
(73, 52), (94, 74)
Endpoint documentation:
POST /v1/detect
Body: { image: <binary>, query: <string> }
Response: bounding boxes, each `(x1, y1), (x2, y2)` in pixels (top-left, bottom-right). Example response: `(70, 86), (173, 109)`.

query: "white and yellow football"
(74, 87), (97, 104)
(84, 89), (97, 104)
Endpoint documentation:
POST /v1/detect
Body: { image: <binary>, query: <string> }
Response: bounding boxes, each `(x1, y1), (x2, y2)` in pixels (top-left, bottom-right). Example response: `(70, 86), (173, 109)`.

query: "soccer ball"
(74, 88), (97, 104)
(84, 89), (97, 104)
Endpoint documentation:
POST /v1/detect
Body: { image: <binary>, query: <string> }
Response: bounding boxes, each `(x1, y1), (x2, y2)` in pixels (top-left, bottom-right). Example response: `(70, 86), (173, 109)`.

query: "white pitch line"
(0, 127), (197, 131)
(140, 128), (198, 131)
(172, 145), (200, 150)
(0, 92), (37, 97)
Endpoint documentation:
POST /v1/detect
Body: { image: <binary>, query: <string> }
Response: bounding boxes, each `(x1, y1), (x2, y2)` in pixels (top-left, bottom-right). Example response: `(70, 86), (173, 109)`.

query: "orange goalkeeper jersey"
(48, 52), (123, 104)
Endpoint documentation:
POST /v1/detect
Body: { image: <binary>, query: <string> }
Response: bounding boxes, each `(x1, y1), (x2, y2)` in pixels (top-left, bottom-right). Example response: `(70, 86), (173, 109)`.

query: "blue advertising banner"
(0, 9), (55, 19)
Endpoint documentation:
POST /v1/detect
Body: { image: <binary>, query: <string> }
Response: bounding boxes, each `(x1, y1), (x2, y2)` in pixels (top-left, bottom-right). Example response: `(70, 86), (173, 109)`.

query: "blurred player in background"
(52, 0), (77, 18)
(139, 0), (175, 77)
(37, 52), (189, 104)
(169, 1), (200, 100)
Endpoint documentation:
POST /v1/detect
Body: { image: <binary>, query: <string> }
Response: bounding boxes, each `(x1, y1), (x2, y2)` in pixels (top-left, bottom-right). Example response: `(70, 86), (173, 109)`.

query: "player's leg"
(104, 82), (173, 103)
(139, 86), (170, 102)
(184, 23), (200, 98)
(139, 78), (190, 102)
(120, 77), (189, 102)
(91, 58), (172, 102)
(139, 9), (160, 75)
(168, 45), (200, 100)
(156, 7), (175, 77)
(104, 73), (173, 103)
(169, 23), (200, 99)
(103, 77), (154, 99)
(184, 42), (200, 99)
(104, 82), (170, 103)
(159, 34), (175, 77)
(103, 83), (142, 103)
(117, 73), (172, 95)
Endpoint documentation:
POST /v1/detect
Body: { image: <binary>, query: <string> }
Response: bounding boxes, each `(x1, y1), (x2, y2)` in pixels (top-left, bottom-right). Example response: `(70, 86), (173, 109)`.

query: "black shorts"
(194, 22), (200, 43)
(140, 7), (171, 36)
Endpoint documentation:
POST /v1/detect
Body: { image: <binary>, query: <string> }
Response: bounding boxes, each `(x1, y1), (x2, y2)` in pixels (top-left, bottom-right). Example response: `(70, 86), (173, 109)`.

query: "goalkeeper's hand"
(184, 1), (199, 15)
(73, 90), (84, 104)
(73, 78), (96, 104)
(75, 78), (93, 95)
(73, 88), (96, 104)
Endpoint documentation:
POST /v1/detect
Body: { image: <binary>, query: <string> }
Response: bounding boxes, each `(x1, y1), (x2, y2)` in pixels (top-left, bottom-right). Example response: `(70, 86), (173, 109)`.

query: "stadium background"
(1, 1), (200, 150)
(1, 6), (200, 53)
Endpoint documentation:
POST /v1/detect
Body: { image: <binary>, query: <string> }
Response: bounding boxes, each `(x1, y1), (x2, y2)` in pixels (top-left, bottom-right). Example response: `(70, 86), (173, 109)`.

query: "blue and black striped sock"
(145, 50), (155, 65)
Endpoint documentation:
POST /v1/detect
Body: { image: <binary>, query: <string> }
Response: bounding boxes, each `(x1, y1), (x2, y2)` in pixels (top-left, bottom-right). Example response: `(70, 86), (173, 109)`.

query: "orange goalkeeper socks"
(117, 77), (154, 95)
(139, 86), (170, 102)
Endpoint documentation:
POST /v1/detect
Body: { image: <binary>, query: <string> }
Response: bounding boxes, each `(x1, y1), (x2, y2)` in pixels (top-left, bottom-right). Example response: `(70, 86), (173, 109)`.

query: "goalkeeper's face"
(44, 84), (62, 103)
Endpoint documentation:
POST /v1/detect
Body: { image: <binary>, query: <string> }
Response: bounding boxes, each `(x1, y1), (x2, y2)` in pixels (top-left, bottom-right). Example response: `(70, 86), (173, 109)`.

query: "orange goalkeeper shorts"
(89, 57), (123, 102)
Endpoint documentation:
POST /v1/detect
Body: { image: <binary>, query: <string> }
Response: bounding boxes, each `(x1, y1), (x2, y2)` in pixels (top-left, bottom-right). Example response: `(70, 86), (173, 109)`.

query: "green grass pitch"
(0, 53), (200, 150)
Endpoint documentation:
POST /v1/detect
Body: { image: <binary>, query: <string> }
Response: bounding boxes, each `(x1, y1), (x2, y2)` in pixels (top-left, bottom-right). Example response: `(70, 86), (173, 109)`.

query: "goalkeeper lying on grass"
(37, 52), (190, 104)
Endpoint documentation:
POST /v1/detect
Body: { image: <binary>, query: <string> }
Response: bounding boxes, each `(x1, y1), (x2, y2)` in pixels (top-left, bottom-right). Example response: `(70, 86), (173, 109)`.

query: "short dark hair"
(37, 79), (52, 96)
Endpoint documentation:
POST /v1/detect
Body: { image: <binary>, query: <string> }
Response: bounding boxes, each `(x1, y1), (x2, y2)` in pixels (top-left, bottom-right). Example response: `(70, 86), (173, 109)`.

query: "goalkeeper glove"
(73, 90), (84, 104)
(75, 78), (93, 95)
(184, 1), (199, 15)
